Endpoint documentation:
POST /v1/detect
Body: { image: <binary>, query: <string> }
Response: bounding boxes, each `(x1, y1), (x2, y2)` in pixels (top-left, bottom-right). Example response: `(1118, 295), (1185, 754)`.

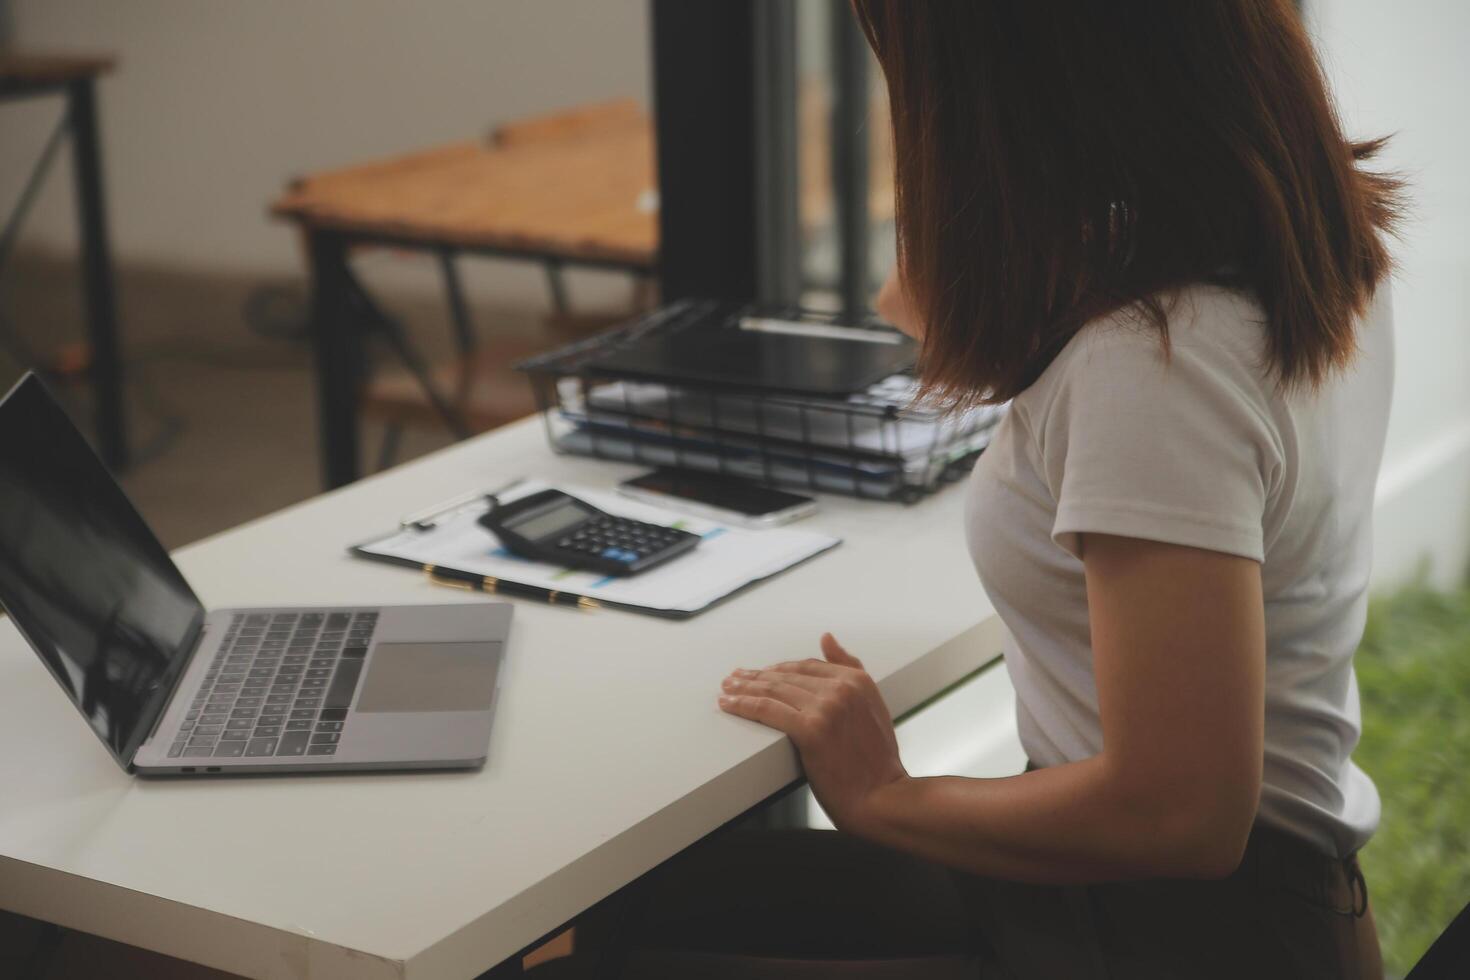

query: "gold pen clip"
(424, 566), (478, 591)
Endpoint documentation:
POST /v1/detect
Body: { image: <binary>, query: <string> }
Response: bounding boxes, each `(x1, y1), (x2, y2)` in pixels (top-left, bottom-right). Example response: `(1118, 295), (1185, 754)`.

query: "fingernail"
(722, 677), (742, 690)
(718, 695), (735, 707)
(733, 668), (757, 678)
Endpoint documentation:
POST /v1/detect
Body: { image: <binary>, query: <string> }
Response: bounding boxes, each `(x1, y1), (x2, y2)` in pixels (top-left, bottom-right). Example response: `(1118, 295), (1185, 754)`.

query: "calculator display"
(509, 500), (592, 541)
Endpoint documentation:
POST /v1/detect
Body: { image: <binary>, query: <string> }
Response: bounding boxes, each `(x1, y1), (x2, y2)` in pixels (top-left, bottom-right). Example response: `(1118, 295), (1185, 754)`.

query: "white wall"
(0, 0), (650, 306)
(1308, 0), (1470, 589)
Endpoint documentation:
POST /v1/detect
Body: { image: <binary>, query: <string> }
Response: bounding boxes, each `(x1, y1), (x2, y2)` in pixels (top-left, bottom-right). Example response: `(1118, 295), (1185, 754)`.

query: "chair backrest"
(1406, 899), (1470, 980)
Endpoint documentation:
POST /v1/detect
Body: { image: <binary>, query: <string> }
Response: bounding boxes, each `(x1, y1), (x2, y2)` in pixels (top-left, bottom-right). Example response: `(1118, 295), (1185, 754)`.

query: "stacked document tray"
(517, 301), (1007, 502)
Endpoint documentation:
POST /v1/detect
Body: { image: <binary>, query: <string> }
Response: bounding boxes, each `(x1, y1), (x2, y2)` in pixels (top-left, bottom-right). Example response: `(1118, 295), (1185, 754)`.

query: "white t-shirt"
(966, 283), (1392, 858)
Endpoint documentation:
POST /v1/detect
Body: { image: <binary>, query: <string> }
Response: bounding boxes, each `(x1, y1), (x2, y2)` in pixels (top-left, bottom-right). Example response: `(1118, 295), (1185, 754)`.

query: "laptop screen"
(0, 374), (203, 768)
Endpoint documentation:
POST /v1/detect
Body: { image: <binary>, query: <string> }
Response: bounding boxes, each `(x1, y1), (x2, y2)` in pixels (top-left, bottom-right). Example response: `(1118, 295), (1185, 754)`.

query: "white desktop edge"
(0, 417), (1017, 980)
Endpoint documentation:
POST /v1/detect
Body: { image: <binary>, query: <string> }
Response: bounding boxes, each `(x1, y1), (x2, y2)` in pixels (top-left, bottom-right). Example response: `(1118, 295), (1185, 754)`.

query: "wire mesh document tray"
(517, 300), (1007, 503)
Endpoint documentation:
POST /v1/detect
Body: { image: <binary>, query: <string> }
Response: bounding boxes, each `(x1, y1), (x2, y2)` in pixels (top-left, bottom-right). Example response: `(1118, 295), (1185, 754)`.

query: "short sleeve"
(1031, 324), (1283, 563)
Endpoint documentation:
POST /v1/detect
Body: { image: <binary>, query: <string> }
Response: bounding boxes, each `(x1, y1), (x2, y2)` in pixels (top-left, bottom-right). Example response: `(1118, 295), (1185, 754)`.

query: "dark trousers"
(609, 823), (1381, 979)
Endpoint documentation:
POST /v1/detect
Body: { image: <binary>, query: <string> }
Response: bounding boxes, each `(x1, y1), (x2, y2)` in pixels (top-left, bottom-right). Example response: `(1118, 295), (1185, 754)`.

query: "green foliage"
(1355, 582), (1470, 976)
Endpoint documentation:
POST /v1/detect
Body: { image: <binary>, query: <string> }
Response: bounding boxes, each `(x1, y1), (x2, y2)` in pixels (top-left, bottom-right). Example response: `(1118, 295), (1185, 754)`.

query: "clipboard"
(349, 479), (841, 620)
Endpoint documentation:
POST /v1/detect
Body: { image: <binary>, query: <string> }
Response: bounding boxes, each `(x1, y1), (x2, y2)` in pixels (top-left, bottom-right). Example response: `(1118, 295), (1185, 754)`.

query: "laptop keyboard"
(167, 611), (376, 761)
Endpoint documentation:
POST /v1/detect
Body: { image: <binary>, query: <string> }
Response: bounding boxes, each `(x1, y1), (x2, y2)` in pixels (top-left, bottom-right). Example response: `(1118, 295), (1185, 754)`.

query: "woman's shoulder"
(1020, 284), (1271, 407)
(1075, 283), (1267, 362)
(1006, 283), (1282, 450)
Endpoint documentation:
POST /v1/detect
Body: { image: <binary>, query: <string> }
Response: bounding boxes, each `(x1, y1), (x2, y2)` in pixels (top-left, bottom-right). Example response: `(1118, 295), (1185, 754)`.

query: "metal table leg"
(543, 258), (570, 315)
(67, 76), (127, 470)
(307, 231), (362, 488)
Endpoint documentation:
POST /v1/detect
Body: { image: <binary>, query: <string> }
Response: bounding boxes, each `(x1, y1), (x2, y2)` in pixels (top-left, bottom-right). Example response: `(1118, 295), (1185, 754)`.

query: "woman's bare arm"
(719, 533), (1265, 883)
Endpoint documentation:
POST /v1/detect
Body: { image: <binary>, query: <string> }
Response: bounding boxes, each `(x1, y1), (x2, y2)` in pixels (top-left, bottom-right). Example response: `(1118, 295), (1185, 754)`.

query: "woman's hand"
(719, 633), (908, 834)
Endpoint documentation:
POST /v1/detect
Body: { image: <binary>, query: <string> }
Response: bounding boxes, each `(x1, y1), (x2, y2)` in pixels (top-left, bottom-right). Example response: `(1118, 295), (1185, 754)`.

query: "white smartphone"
(617, 469), (818, 529)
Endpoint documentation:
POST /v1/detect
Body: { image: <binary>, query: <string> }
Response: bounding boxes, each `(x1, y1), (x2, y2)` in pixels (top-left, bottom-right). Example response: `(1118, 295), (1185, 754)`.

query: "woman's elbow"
(1122, 775), (1258, 880)
(1164, 786), (1259, 879)
(1184, 822), (1253, 879)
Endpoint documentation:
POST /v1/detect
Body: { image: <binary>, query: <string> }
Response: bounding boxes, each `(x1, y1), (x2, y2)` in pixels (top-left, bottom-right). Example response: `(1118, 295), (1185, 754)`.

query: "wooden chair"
(345, 100), (659, 468)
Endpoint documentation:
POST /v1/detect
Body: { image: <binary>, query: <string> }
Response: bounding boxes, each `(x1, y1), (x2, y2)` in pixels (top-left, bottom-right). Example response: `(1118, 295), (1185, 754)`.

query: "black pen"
(424, 564), (599, 611)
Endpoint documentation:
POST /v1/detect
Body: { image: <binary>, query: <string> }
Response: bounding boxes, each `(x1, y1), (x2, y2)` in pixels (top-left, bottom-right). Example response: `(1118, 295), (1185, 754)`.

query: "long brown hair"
(852, 0), (1402, 405)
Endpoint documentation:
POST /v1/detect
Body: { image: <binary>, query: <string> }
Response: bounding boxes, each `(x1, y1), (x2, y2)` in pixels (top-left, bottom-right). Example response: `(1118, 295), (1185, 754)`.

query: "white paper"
(356, 481), (840, 615)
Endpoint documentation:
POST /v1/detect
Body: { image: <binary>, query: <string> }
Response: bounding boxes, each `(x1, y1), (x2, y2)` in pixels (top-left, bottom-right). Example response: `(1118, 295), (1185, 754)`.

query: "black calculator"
(478, 489), (701, 576)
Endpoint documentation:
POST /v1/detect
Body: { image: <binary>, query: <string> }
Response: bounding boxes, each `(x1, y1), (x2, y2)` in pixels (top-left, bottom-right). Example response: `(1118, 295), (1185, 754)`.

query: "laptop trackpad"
(355, 641), (501, 713)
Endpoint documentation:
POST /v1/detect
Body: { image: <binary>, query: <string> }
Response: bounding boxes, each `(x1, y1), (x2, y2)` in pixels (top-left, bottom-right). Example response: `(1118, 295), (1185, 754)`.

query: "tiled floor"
(0, 250), (597, 977)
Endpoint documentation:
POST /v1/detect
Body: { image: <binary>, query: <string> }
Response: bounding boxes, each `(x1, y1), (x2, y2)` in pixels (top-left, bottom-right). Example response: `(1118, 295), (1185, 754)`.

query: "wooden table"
(0, 414), (1017, 979)
(271, 102), (659, 490)
(271, 93), (898, 491)
(0, 50), (127, 469)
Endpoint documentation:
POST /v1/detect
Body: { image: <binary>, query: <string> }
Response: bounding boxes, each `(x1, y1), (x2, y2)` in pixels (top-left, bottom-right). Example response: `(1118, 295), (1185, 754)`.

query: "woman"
(608, 2), (1400, 977)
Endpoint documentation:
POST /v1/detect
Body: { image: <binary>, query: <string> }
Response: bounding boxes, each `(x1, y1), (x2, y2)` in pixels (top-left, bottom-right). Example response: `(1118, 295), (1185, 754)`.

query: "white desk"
(0, 418), (1012, 979)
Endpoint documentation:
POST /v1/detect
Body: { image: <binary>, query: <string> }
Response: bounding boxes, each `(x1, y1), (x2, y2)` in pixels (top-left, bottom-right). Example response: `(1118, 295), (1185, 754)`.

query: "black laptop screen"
(0, 374), (203, 768)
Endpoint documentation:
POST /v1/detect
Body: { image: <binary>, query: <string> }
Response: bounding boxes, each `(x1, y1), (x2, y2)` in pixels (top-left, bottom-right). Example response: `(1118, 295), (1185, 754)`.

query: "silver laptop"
(0, 372), (510, 775)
